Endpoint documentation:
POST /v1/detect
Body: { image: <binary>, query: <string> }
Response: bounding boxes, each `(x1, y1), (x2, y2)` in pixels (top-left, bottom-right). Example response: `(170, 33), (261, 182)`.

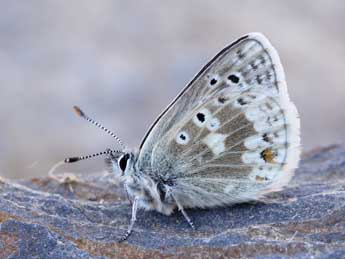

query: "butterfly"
(66, 32), (300, 242)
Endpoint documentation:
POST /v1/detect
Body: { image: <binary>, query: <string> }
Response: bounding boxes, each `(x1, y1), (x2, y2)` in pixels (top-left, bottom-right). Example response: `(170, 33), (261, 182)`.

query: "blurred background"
(0, 1), (344, 178)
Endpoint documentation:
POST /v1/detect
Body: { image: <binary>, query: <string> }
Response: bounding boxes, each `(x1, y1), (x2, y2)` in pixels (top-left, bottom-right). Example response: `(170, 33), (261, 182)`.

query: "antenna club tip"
(73, 106), (85, 117)
(64, 157), (80, 163)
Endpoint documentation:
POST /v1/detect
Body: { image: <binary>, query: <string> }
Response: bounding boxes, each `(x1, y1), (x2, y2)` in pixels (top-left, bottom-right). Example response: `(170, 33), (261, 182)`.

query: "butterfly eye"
(118, 153), (130, 172)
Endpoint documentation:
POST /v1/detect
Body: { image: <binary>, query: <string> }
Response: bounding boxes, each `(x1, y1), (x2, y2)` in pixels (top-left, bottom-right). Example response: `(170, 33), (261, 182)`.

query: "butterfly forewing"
(137, 33), (300, 208)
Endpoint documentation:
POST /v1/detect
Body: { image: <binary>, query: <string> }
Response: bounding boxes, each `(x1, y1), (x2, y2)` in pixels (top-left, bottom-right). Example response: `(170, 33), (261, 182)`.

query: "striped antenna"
(73, 106), (126, 150)
(64, 149), (122, 163)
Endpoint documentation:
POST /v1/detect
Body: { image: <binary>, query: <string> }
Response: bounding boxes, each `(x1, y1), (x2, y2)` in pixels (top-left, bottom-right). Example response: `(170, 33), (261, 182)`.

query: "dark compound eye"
(119, 153), (130, 172)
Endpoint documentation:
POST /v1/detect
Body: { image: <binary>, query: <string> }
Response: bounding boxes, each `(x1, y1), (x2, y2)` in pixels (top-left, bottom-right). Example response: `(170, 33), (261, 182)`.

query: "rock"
(1, 144), (345, 258)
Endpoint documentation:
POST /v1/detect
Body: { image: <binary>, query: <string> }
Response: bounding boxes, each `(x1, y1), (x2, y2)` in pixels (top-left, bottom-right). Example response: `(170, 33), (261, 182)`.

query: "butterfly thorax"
(114, 151), (176, 215)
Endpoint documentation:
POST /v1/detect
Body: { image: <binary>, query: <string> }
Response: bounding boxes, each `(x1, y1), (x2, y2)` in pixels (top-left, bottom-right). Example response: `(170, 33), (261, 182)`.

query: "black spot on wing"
(228, 74), (240, 84)
(262, 133), (270, 142)
(237, 98), (247, 105)
(210, 78), (218, 85)
(196, 112), (206, 122)
(218, 96), (228, 104)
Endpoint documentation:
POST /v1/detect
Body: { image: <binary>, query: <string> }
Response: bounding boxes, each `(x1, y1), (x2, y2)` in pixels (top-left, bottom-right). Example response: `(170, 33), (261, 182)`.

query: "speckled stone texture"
(1, 144), (345, 258)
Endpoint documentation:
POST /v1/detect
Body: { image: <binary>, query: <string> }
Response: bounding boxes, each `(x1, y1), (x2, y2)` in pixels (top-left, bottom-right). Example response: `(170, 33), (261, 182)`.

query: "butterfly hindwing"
(137, 33), (300, 208)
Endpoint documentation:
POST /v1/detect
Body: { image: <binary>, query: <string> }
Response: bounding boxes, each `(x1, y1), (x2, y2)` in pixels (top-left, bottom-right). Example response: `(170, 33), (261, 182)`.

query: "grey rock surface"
(1, 144), (345, 258)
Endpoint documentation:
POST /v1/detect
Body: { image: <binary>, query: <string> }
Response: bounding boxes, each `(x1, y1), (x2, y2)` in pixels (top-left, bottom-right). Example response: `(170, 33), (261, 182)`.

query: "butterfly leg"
(119, 197), (139, 242)
(179, 206), (195, 230)
(173, 195), (195, 230)
(124, 182), (133, 205)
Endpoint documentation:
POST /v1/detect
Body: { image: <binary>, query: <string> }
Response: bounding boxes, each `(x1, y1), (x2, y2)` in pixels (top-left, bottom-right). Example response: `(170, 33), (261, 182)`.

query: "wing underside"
(137, 33), (300, 208)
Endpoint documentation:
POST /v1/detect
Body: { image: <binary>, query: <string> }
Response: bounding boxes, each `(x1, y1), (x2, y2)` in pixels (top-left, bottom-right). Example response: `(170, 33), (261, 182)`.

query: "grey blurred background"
(0, 1), (344, 179)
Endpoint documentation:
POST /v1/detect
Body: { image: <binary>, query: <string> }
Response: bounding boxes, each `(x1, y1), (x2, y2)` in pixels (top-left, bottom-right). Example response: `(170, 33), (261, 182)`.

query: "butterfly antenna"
(48, 149), (122, 178)
(64, 149), (122, 163)
(73, 106), (126, 150)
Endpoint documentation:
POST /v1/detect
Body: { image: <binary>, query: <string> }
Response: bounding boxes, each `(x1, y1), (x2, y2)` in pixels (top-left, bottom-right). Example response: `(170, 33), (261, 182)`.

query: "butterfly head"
(117, 151), (137, 176)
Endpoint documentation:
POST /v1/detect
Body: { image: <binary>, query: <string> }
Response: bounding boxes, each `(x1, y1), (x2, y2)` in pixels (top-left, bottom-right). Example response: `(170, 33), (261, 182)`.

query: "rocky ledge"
(1, 144), (345, 259)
